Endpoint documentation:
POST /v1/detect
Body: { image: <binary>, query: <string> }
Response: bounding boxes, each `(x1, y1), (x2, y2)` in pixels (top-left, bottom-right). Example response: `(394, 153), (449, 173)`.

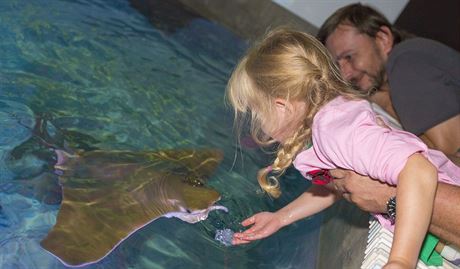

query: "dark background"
(395, 0), (460, 52)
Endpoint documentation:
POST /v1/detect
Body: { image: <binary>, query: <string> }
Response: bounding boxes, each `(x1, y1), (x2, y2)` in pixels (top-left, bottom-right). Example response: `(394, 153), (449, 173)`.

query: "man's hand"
(330, 169), (460, 248)
(329, 169), (395, 213)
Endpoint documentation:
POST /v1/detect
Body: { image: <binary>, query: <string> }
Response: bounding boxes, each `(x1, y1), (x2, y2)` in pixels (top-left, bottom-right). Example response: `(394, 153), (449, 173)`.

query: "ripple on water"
(0, 0), (320, 268)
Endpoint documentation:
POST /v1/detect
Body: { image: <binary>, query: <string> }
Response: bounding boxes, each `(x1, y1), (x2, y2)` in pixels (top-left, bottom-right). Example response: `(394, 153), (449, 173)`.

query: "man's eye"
(344, 54), (353, 61)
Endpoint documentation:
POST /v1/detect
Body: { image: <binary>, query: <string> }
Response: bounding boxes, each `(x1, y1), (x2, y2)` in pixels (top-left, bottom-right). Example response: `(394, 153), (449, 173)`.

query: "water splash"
(214, 228), (234, 247)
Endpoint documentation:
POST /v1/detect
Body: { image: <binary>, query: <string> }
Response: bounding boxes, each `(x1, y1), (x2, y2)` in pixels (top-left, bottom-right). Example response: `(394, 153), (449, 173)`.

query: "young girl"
(226, 29), (460, 269)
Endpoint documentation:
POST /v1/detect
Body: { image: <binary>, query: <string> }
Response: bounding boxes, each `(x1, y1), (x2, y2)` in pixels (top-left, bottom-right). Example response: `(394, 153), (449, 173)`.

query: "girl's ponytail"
(257, 166), (281, 198)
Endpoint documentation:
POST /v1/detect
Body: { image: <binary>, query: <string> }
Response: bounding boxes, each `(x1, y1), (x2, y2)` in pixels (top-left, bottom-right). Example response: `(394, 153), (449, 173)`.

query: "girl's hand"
(383, 259), (413, 269)
(232, 211), (284, 245)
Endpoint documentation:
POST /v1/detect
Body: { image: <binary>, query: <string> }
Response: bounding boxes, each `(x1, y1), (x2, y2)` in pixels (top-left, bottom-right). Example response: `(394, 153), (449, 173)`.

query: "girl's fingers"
(233, 233), (258, 242)
(233, 228), (258, 240)
(233, 228), (257, 239)
(241, 232), (264, 240)
(234, 213), (272, 242)
(234, 225), (268, 241)
(241, 224), (260, 235)
(231, 237), (252, 245)
(241, 216), (256, 226)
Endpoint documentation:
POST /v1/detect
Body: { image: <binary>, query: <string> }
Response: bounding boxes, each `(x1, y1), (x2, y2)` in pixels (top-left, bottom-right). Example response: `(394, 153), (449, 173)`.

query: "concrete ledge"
(177, 0), (317, 40)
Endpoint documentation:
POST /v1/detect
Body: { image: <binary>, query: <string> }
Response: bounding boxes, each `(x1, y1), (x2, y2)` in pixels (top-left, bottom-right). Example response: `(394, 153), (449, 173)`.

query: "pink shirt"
(293, 96), (460, 230)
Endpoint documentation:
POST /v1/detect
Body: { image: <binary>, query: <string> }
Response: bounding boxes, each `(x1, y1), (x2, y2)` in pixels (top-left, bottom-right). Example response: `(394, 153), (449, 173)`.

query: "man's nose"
(338, 60), (354, 81)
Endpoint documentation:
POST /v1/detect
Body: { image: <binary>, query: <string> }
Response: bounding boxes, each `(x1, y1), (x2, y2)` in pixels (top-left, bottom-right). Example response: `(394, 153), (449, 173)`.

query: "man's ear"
(376, 25), (394, 55)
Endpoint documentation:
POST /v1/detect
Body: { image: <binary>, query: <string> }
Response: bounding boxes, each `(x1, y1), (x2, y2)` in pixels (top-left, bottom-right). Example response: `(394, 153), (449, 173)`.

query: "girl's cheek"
(261, 123), (277, 139)
(271, 129), (290, 144)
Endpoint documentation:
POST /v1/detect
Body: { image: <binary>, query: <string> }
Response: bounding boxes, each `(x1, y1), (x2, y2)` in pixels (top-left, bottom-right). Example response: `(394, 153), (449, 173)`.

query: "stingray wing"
(40, 149), (223, 266)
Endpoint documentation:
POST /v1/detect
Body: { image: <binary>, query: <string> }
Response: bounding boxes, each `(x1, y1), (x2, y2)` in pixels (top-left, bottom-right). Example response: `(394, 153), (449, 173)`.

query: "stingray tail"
(33, 115), (68, 151)
(8, 114), (80, 177)
(23, 114), (81, 156)
(14, 113), (60, 150)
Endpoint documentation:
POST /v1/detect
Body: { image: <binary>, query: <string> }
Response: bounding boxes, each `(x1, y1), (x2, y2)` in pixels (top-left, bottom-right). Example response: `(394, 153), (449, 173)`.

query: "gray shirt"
(386, 37), (460, 135)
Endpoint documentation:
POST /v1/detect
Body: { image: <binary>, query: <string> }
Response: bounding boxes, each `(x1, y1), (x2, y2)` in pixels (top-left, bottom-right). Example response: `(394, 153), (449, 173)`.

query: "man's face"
(325, 24), (388, 94)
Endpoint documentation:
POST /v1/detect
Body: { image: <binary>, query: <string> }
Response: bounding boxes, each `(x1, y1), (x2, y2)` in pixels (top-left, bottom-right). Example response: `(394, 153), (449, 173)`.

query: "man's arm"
(419, 114), (460, 160)
(330, 169), (460, 248)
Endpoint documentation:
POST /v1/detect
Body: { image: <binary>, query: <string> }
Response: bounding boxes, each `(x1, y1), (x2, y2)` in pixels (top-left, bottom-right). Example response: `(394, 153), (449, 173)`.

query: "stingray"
(38, 143), (225, 266)
(41, 148), (225, 267)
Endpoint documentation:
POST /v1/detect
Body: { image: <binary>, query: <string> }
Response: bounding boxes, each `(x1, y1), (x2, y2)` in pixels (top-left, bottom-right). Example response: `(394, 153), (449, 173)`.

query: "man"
(317, 3), (460, 157)
(317, 3), (460, 248)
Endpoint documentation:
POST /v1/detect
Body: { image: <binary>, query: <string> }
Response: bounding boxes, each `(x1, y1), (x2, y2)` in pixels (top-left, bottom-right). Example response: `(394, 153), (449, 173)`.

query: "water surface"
(0, 0), (321, 268)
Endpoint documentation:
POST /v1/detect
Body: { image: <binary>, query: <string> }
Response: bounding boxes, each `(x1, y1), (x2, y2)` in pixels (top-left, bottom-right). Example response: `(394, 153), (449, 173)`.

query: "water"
(0, 0), (321, 268)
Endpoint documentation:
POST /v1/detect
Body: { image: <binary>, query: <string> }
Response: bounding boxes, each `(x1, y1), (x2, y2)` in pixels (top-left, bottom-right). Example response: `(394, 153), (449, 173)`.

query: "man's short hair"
(317, 3), (412, 45)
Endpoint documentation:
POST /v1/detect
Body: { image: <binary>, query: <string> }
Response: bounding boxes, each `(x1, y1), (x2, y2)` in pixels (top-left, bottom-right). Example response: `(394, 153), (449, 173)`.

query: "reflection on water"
(0, 0), (321, 268)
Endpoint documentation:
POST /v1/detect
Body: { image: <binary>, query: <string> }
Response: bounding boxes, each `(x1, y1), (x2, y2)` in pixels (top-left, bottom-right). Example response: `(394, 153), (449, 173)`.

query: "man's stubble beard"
(350, 61), (387, 97)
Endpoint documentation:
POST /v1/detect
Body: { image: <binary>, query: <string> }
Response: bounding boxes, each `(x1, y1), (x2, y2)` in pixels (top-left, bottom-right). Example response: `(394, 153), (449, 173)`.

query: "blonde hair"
(226, 29), (363, 198)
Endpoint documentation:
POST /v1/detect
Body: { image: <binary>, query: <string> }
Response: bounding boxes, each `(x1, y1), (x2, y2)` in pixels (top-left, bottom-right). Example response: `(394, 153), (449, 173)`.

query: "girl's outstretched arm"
(384, 153), (438, 269)
(232, 184), (339, 245)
